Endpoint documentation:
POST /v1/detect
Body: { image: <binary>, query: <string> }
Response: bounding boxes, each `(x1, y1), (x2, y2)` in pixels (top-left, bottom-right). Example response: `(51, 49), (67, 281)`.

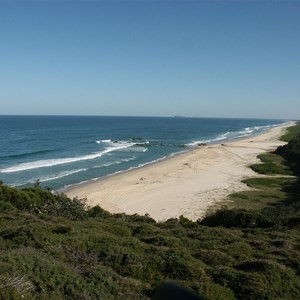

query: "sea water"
(0, 116), (286, 190)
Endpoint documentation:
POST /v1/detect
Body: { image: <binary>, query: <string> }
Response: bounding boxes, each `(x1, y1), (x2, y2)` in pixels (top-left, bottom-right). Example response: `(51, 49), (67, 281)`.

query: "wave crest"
(0, 144), (134, 173)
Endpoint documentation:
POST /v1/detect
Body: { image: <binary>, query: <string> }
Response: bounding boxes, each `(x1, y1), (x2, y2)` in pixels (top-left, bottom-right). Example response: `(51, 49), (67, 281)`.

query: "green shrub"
(280, 122), (300, 142)
(87, 205), (111, 218)
(0, 273), (34, 300)
(160, 250), (206, 281)
(0, 201), (17, 213)
(201, 208), (262, 228)
(38, 194), (88, 220)
(276, 134), (300, 175)
(52, 225), (73, 235)
(0, 172), (300, 299)
(0, 186), (40, 210)
(193, 249), (235, 266)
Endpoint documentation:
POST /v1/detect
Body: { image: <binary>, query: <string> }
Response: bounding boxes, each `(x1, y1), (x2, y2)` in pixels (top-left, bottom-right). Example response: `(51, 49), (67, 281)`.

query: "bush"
(201, 208), (262, 228)
(37, 194), (88, 220)
(52, 225), (73, 235)
(193, 249), (235, 266)
(0, 176), (300, 299)
(276, 134), (300, 175)
(0, 185), (89, 220)
(0, 273), (34, 300)
(87, 205), (111, 218)
(0, 185), (41, 210)
(0, 201), (17, 213)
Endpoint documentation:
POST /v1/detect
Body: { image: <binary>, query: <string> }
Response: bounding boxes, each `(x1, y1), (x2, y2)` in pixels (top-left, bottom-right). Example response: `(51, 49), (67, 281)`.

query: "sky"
(0, 0), (299, 119)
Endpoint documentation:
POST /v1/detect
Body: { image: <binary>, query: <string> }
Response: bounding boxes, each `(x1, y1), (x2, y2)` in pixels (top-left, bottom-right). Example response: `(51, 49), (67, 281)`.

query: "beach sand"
(65, 122), (295, 221)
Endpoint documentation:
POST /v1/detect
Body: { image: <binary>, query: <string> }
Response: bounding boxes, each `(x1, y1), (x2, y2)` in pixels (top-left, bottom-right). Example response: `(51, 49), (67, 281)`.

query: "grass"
(250, 152), (293, 175)
(230, 191), (281, 210)
(229, 177), (298, 210)
(229, 170), (295, 210)
(280, 121), (300, 142)
(229, 122), (300, 209)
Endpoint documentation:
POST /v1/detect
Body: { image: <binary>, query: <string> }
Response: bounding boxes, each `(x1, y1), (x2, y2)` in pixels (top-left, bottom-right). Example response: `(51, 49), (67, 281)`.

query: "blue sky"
(0, 0), (299, 119)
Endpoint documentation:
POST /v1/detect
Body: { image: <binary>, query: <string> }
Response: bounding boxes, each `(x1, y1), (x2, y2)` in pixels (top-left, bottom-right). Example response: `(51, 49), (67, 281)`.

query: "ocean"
(0, 116), (286, 190)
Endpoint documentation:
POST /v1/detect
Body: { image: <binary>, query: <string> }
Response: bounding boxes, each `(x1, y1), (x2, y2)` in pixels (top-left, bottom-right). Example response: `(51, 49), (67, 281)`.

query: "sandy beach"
(65, 121), (295, 221)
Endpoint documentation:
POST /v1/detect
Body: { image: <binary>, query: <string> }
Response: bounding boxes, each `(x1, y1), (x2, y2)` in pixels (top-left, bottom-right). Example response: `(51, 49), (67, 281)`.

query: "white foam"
(92, 156), (136, 168)
(96, 139), (112, 144)
(125, 146), (148, 152)
(0, 144), (134, 173)
(236, 133), (251, 138)
(237, 129), (253, 136)
(233, 122), (286, 139)
(188, 132), (230, 146)
(213, 131), (230, 141)
(187, 122), (286, 147)
(39, 168), (87, 182)
(11, 168), (87, 186)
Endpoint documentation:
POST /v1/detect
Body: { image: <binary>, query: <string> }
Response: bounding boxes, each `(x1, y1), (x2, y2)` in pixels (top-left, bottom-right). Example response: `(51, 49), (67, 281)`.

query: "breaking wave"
(188, 123), (284, 146)
(0, 144), (134, 173)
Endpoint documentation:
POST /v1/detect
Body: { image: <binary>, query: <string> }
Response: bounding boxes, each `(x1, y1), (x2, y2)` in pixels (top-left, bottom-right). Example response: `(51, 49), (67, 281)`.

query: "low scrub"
(0, 183), (299, 299)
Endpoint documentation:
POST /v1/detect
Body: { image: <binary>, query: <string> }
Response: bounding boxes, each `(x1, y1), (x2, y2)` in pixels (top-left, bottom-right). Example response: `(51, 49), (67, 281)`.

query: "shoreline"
(61, 122), (287, 192)
(65, 121), (295, 221)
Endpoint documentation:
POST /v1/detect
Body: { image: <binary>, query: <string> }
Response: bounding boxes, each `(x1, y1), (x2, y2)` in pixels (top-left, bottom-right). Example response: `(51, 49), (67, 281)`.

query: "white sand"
(65, 122), (295, 221)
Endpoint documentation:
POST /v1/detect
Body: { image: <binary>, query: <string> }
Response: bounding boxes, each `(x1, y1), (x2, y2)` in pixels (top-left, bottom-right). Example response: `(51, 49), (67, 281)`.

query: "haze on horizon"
(0, 0), (299, 120)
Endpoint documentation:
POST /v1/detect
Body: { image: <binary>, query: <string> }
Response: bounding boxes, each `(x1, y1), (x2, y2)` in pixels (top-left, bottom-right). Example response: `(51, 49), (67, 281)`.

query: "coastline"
(65, 121), (295, 221)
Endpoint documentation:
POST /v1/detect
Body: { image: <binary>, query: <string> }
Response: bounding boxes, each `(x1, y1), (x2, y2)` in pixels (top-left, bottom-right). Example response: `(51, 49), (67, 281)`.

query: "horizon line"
(0, 114), (293, 121)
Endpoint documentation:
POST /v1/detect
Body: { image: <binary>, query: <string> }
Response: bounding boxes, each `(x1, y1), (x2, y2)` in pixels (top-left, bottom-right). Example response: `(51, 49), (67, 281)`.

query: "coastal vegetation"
(0, 123), (300, 299)
(230, 123), (300, 210)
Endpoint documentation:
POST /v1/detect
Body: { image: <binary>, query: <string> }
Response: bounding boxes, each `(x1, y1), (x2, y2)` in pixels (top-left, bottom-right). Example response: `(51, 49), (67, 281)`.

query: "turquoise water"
(0, 116), (286, 190)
